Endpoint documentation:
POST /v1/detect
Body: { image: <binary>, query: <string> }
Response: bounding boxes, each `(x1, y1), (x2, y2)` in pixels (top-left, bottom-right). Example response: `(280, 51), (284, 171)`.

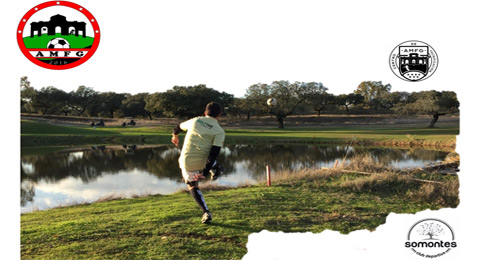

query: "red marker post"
(266, 165), (271, 187)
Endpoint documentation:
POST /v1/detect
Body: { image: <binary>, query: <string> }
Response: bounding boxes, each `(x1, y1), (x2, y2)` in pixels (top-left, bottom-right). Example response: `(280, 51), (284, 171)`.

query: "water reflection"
(21, 145), (448, 212)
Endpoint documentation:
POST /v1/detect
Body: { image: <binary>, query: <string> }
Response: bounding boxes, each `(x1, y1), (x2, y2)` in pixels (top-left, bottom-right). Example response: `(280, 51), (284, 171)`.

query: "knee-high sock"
(190, 187), (209, 213)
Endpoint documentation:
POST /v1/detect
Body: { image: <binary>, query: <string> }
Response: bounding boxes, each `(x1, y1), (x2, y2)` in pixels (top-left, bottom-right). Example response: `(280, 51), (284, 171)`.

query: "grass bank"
(21, 164), (458, 259)
(21, 120), (458, 149)
(21, 120), (172, 146)
(226, 127), (457, 149)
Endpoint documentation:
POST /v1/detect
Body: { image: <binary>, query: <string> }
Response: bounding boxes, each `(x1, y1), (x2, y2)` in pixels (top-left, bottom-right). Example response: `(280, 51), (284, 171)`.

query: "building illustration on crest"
(398, 46), (430, 80)
(399, 53), (429, 67)
(30, 14), (86, 38)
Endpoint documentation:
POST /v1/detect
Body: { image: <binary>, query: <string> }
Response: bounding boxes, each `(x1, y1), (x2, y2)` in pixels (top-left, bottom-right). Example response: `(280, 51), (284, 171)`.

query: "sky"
(2, 0), (480, 259)
(6, 0), (477, 97)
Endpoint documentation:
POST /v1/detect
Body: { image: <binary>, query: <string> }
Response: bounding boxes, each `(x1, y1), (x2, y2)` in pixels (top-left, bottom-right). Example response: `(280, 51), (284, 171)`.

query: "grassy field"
(226, 126), (458, 148)
(20, 116), (459, 258)
(21, 119), (459, 149)
(21, 167), (458, 259)
(21, 120), (172, 146)
(23, 33), (95, 49)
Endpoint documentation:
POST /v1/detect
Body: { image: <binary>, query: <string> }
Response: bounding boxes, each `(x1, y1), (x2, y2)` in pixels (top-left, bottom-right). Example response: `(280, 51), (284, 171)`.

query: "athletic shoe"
(210, 165), (224, 180)
(202, 211), (213, 224)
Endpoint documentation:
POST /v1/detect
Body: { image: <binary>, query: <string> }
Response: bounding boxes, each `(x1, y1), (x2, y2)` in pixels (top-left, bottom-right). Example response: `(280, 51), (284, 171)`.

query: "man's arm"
(172, 118), (197, 146)
(171, 124), (183, 147)
(202, 146), (221, 175)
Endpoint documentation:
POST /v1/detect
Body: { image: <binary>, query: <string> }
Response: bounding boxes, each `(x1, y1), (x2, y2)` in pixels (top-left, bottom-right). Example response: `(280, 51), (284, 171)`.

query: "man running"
(171, 102), (225, 224)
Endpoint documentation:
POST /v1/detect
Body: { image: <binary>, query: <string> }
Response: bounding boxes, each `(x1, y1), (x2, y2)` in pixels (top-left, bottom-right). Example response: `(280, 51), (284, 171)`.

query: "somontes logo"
(17, 1), (100, 70)
(405, 219), (456, 258)
(389, 40), (438, 82)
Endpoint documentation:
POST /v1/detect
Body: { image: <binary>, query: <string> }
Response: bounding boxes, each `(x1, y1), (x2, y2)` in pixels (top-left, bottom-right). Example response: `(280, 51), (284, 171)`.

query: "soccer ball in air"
(47, 38), (70, 49)
(267, 98), (277, 106)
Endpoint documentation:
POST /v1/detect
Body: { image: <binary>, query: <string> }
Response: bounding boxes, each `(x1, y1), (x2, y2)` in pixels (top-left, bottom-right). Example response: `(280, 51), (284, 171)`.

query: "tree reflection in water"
(21, 145), (448, 210)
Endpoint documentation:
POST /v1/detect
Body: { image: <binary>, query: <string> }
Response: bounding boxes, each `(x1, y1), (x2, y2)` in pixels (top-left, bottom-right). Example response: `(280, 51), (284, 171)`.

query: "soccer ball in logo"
(18, 1), (100, 69)
(47, 38), (70, 49)
(267, 98), (277, 106)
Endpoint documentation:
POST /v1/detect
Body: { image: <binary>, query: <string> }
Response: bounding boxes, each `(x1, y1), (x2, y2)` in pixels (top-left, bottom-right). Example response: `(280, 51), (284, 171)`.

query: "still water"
(21, 144), (449, 213)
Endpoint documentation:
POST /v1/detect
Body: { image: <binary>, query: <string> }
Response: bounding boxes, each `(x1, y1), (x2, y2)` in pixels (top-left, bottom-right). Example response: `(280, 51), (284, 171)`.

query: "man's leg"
(188, 183), (212, 224)
(188, 182), (209, 214)
(182, 169), (212, 223)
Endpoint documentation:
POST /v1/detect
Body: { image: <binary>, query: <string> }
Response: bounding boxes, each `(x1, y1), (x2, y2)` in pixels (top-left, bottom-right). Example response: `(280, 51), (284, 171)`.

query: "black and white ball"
(267, 97), (277, 106)
(47, 38), (70, 49)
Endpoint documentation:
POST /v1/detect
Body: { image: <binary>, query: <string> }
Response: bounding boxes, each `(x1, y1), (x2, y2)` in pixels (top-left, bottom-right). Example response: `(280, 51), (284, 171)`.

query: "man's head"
(205, 102), (223, 118)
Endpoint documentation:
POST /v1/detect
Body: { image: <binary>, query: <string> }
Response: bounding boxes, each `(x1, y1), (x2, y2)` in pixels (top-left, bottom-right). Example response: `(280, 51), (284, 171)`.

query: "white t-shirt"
(178, 116), (225, 171)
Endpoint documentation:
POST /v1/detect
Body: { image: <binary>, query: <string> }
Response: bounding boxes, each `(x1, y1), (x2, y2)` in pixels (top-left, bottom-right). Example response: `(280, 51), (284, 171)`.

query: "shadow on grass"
(208, 222), (259, 233)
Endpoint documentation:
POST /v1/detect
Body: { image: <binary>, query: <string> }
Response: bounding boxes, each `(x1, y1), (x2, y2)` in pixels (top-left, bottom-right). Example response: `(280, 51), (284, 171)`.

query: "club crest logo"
(389, 40), (438, 82)
(17, 1), (100, 70)
(405, 219), (456, 258)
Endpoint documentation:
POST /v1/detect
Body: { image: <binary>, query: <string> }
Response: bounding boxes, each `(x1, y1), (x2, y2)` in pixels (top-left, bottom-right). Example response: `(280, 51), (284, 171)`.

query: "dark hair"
(205, 102), (222, 117)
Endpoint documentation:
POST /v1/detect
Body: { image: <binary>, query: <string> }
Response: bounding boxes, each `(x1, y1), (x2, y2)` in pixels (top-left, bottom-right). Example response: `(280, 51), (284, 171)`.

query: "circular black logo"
(405, 219), (456, 258)
(389, 40), (438, 82)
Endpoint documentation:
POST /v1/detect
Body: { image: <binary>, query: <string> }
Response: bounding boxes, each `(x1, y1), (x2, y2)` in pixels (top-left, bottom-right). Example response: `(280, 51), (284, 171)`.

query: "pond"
(21, 144), (449, 213)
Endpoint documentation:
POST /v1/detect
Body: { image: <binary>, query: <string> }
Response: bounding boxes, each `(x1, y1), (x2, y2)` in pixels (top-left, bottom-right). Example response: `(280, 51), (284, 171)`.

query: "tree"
(309, 92), (334, 116)
(20, 76), (37, 113)
(335, 93), (364, 114)
(159, 85), (233, 118)
(58, 93), (74, 116)
(145, 92), (164, 118)
(121, 93), (151, 119)
(354, 81), (392, 110)
(30, 86), (69, 115)
(399, 90), (459, 128)
(226, 98), (254, 120)
(245, 81), (322, 128)
(70, 86), (98, 116)
(244, 82), (270, 109)
(379, 91), (410, 110)
(417, 222), (445, 239)
(99, 92), (127, 118)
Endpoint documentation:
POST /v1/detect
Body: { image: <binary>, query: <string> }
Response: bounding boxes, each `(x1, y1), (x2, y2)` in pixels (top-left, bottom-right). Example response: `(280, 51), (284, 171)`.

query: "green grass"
(21, 120), (172, 146)
(20, 119), (459, 259)
(21, 120), (169, 136)
(21, 170), (458, 259)
(23, 33), (94, 49)
(21, 120), (459, 148)
(226, 126), (458, 144)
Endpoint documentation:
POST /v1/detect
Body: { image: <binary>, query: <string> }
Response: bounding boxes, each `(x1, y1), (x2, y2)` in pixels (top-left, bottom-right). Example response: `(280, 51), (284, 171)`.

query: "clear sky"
(5, 0), (478, 97)
(2, 0), (480, 259)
